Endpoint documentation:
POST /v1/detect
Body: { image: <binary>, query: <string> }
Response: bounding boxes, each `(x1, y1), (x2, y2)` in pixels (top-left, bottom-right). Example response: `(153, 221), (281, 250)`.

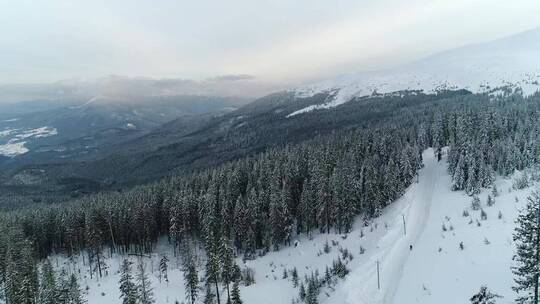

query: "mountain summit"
(292, 27), (540, 116)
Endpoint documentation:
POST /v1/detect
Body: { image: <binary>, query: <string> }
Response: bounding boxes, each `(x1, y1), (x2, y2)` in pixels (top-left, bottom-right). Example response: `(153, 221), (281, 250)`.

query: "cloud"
(0, 75), (282, 103)
(1, 0), (539, 87)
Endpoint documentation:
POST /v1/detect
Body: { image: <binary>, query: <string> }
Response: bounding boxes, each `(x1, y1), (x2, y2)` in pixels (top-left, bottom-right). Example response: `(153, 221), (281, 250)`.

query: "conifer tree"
(38, 259), (58, 304)
(119, 259), (138, 304)
(182, 245), (199, 304)
(231, 280), (242, 304)
(469, 286), (501, 304)
(159, 255), (169, 284)
(219, 237), (236, 303)
(513, 190), (540, 304)
(136, 261), (154, 304)
(65, 273), (86, 304)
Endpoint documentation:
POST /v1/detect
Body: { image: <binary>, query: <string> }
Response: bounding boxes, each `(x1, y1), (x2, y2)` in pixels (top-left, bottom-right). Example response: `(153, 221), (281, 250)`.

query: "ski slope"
(328, 148), (440, 304)
(38, 148), (534, 304)
(330, 149), (533, 304)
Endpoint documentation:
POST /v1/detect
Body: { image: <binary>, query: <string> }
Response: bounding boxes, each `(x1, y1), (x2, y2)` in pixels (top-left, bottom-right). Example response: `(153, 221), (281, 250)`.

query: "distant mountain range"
(2, 27), (540, 207)
(290, 27), (540, 116)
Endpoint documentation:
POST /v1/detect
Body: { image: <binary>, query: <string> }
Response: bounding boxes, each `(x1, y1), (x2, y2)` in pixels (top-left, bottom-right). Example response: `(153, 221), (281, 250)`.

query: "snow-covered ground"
(37, 148), (535, 304)
(290, 28), (540, 116)
(0, 126), (57, 157)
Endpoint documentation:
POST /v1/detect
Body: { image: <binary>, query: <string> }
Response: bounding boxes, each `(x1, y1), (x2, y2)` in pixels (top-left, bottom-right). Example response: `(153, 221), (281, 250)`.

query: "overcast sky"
(1, 0), (540, 87)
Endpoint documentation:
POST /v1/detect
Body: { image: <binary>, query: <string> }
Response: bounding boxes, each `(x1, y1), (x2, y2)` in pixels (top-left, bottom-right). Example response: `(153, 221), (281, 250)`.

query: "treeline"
(2, 90), (540, 303)
(0, 126), (422, 304)
(437, 95), (540, 194)
(2, 125), (423, 259)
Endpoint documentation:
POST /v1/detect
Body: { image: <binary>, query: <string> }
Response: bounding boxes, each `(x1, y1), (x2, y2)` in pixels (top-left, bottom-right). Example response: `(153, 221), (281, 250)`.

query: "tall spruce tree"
(119, 259), (138, 304)
(136, 261), (154, 304)
(38, 259), (58, 304)
(513, 190), (540, 304)
(231, 280), (242, 304)
(182, 245), (199, 304)
(65, 273), (85, 304)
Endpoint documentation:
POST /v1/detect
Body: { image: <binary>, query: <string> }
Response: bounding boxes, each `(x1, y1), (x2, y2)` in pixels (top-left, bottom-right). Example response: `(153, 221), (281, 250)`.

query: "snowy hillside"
(0, 126), (57, 157)
(38, 149), (535, 304)
(291, 27), (540, 116)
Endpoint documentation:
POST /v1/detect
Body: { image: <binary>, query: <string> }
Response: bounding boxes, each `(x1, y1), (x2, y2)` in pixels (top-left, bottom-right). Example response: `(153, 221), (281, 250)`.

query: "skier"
(437, 149), (442, 162)
(409, 244), (413, 251)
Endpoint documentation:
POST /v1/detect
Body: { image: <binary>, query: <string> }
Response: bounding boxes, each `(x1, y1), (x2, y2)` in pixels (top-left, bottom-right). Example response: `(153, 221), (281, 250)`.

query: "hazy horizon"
(3, 1), (540, 83)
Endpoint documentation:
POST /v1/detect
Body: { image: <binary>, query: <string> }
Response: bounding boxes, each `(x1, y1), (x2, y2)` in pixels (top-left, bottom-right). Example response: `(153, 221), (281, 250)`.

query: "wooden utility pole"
(376, 260), (380, 290)
(402, 214), (407, 236)
(535, 200), (540, 304)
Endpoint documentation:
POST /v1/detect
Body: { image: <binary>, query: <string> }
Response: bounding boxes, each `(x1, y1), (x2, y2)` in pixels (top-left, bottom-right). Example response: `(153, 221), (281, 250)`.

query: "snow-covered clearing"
(0, 141), (29, 157)
(41, 149), (534, 304)
(0, 126), (57, 157)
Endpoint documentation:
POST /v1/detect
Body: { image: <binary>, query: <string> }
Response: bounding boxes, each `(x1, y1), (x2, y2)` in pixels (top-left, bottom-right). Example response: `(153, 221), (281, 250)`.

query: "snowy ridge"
(290, 28), (540, 116)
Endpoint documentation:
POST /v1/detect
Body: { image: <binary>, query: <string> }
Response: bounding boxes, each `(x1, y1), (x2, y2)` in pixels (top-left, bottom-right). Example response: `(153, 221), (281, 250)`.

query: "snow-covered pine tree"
(219, 236), (237, 303)
(298, 282), (306, 301)
(5, 237), (38, 304)
(492, 184), (498, 197)
(513, 190), (540, 304)
(182, 245), (199, 304)
(38, 259), (58, 304)
(469, 286), (501, 304)
(305, 275), (319, 304)
(452, 153), (467, 191)
(269, 172), (289, 249)
(56, 269), (86, 304)
(331, 158), (356, 234)
(314, 166), (333, 234)
(298, 178), (317, 234)
(487, 195), (494, 207)
(159, 255), (169, 284)
(471, 195), (481, 211)
(205, 231), (222, 304)
(291, 267), (299, 287)
(233, 194), (249, 252)
(66, 273), (86, 304)
(119, 259), (138, 304)
(466, 153), (480, 195)
(231, 280), (242, 304)
(136, 261), (154, 304)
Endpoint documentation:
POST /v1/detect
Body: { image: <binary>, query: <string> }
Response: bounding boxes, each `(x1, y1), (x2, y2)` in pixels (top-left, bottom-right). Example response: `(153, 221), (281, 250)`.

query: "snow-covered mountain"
(291, 27), (540, 116)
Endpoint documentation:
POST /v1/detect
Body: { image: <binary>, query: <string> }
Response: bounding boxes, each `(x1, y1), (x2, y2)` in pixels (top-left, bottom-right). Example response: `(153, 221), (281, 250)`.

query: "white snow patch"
(0, 129), (17, 138)
(15, 127), (58, 139)
(69, 95), (103, 109)
(0, 126), (58, 157)
(0, 141), (29, 157)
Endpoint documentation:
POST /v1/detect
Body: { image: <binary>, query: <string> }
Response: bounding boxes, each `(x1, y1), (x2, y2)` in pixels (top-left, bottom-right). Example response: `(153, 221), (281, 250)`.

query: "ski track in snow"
(333, 149), (440, 304)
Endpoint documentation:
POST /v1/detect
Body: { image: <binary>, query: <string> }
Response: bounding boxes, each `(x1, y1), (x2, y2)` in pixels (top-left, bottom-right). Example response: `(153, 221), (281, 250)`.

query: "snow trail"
(336, 148), (441, 304)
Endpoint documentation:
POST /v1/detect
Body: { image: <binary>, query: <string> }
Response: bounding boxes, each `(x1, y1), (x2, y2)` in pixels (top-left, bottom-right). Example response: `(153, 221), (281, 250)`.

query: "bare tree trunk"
(215, 278), (221, 304)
